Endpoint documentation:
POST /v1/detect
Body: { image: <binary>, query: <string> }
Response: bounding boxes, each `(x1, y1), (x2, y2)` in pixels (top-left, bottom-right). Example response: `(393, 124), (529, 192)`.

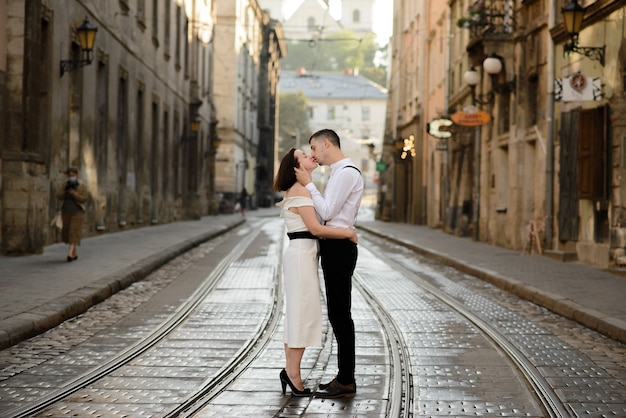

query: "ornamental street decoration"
(427, 117), (454, 139)
(451, 109), (491, 127)
(555, 72), (602, 102)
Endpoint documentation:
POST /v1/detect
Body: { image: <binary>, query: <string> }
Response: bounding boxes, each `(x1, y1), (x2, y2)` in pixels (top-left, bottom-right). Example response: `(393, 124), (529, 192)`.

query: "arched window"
(307, 17), (316, 31)
(353, 9), (360, 23)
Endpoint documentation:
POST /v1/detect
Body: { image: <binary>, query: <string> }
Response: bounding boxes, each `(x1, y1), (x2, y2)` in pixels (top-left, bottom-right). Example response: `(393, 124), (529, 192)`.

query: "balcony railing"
(457, 0), (516, 38)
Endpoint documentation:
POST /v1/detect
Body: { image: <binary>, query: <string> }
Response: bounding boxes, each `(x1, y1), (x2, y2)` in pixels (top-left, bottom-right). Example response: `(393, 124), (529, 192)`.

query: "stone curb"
(358, 224), (626, 345)
(0, 219), (244, 350)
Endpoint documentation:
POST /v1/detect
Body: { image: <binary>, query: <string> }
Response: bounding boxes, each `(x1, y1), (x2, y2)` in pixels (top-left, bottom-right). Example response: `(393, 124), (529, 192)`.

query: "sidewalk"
(1, 209), (625, 351)
(357, 220), (626, 345)
(0, 211), (250, 350)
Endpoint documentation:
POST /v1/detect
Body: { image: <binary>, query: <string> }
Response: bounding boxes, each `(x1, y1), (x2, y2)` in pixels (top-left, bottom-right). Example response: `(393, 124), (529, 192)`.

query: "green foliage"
(277, 92), (311, 157)
(280, 29), (386, 85)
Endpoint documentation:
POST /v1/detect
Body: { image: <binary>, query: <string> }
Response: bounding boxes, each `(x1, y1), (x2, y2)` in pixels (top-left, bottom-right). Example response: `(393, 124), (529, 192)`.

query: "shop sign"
(427, 117), (453, 139)
(555, 72), (602, 102)
(451, 110), (491, 127)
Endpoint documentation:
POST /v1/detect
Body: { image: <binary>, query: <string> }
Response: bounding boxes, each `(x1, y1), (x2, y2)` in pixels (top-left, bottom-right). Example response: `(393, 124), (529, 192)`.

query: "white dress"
(279, 196), (322, 348)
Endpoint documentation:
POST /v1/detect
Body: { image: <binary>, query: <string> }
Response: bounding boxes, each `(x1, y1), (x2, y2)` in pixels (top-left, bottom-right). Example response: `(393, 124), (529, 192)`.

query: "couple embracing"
(273, 129), (364, 399)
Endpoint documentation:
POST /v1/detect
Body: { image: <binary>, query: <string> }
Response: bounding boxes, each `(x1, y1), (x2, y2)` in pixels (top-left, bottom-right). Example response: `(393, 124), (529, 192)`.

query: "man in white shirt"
(294, 129), (363, 398)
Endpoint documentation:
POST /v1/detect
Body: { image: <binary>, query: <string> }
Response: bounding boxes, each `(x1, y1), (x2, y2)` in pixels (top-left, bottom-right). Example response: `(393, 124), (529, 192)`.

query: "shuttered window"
(578, 105), (608, 200)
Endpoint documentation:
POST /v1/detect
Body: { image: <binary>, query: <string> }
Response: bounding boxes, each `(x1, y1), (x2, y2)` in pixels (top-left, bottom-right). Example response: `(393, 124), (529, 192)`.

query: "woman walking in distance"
(274, 148), (357, 396)
(56, 167), (89, 262)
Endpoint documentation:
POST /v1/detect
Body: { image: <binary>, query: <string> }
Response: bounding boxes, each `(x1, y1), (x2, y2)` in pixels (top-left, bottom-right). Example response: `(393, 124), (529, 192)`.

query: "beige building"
(279, 69), (388, 200)
(381, 0), (626, 269)
(0, 0), (284, 255)
(213, 0), (285, 211)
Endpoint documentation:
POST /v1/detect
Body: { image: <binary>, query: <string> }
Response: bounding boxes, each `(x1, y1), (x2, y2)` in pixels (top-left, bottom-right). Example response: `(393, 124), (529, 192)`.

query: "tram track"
(354, 272), (414, 417)
(358, 232), (570, 417)
(3, 224), (280, 418)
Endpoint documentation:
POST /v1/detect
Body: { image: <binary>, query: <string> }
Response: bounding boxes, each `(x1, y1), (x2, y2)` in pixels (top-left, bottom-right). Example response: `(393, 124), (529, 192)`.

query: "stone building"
(0, 0), (284, 255)
(212, 0), (285, 211)
(279, 69), (387, 201)
(381, 0), (626, 269)
(261, 0), (375, 40)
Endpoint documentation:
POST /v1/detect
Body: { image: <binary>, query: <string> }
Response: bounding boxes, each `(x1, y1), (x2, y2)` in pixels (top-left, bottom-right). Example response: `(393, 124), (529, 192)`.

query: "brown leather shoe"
(315, 379), (356, 398)
(318, 378), (336, 390)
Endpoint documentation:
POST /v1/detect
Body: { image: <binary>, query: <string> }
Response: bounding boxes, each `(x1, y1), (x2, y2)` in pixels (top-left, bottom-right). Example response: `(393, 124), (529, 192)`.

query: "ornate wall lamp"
(561, 0), (605, 66)
(463, 54), (516, 106)
(190, 116), (201, 134)
(60, 17), (98, 77)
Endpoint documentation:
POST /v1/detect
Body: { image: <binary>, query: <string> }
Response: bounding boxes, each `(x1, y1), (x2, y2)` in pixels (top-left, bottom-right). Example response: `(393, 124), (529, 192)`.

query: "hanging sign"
(427, 117), (454, 139)
(555, 72), (602, 102)
(451, 110), (491, 127)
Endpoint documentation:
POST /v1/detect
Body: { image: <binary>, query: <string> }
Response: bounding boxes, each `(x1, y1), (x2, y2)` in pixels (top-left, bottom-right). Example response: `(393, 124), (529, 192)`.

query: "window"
(353, 10), (360, 23)
(307, 17), (316, 32)
(175, 6), (181, 69)
(96, 62), (109, 180)
(164, 0), (170, 59)
(527, 74), (538, 127)
(327, 105), (335, 120)
(152, 0), (159, 47)
(362, 106), (370, 121)
(578, 106), (608, 200)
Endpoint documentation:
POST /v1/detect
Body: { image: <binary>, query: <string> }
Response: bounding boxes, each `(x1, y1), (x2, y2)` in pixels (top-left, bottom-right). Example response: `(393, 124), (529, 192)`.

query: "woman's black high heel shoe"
(280, 369), (311, 397)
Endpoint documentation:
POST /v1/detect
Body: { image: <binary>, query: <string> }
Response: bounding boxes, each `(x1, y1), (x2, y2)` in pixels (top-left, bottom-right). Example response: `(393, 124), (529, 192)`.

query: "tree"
(277, 92), (311, 158)
(280, 29), (387, 86)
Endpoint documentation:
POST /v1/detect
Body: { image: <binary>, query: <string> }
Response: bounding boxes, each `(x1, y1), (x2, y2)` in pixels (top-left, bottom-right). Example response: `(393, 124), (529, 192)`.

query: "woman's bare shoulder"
(286, 183), (311, 198)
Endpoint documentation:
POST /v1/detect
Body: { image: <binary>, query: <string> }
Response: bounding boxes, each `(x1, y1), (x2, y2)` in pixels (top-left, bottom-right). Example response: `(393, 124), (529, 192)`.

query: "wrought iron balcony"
(457, 0), (516, 39)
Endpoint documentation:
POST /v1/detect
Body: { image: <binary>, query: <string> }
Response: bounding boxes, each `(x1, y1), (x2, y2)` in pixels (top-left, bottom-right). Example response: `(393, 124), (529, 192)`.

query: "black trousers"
(319, 238), (358, 384)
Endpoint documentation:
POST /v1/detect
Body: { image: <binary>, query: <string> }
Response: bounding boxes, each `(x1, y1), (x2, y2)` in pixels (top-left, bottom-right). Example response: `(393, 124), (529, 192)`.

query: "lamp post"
(561, 0), (605, 66)
(60, 17), (98, 77)
(463, 53), (516, 106)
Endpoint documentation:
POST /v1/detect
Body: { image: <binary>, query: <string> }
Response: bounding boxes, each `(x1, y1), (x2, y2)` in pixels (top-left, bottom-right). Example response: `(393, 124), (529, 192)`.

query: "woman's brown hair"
(273, 148), (300, 192)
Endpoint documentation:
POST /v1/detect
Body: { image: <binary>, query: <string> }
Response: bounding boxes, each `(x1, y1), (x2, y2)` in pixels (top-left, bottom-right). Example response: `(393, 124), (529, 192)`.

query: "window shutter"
(578, 106), (608, 200)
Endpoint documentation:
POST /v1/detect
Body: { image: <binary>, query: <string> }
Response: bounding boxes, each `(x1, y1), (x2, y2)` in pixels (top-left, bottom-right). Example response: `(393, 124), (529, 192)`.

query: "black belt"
(287, 231), (317, 240)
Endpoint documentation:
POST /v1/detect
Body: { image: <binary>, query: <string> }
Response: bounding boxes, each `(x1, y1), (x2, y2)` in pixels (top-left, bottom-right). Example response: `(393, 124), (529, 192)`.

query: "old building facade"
(213, 0), (285, 212)
(380, 0), (626, 269)
(0, 0), (284, 255)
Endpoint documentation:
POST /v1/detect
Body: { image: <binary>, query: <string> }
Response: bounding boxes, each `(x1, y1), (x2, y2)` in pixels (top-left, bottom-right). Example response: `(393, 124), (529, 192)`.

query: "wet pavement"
(1, 206), (625, 350)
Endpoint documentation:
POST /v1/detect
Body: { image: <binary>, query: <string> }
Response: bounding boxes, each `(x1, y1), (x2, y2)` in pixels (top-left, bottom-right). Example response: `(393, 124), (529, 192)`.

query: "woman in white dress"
(274, 148), (358, 396)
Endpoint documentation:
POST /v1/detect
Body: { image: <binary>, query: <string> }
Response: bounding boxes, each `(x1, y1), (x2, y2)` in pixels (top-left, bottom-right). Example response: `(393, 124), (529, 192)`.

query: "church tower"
(340, 0), (375, 36)
(259, 0), (285, 21)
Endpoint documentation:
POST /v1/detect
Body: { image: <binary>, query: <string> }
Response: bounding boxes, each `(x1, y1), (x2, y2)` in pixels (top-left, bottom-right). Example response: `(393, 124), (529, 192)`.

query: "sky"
(283, 0), (393, 44)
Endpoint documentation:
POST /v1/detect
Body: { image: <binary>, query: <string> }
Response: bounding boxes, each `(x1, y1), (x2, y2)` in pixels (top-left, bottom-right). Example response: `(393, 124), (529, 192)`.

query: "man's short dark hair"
(309, 129), (341, 149)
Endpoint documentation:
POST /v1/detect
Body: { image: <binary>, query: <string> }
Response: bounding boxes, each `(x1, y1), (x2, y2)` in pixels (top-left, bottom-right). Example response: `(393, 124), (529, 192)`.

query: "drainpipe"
(544, 0), (556, 250)
(473, 125), (481, 240)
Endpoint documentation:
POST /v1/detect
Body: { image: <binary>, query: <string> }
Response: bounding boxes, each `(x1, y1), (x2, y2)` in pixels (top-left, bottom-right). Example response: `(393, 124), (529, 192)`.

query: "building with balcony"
(381, 0), (626, 269)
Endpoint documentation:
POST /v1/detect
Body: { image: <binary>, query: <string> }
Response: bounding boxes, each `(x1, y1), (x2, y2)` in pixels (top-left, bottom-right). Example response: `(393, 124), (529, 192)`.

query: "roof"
(279, 70), (388, 100)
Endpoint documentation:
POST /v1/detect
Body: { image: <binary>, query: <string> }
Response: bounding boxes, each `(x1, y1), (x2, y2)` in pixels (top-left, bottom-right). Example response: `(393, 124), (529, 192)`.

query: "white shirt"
(305, 158), (364, 229)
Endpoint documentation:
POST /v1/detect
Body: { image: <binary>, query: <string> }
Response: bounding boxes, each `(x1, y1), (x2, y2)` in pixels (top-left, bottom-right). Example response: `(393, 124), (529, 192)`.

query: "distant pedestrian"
(238, 187), (248, 216)
(56, 167), (88, 262)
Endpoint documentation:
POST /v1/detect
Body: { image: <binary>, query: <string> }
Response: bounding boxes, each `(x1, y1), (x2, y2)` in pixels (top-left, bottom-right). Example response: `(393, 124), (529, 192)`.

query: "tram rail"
(358, 231), (570, 417)
(4, 227), (270, 418)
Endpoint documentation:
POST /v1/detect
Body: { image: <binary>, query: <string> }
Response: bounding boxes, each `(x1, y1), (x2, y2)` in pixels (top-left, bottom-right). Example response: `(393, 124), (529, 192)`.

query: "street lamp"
(60, 17), (98, 77)
(561, 0), (605, 66)
(463, 53), (515, 105)
(190, 116), (201, 134)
